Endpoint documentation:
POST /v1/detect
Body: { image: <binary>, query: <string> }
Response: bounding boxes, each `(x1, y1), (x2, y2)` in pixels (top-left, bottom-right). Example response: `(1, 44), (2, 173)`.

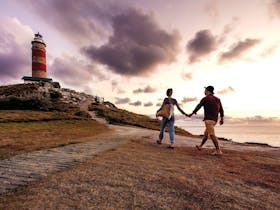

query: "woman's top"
(157, 97), (186, 117)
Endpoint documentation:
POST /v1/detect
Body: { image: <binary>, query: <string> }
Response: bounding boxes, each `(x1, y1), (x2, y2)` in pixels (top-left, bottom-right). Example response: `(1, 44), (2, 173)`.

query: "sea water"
(176, 119), (280, 147)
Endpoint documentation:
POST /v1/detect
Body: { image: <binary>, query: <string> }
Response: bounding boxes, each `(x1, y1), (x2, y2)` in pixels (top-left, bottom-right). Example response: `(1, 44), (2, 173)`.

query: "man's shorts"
(204, 120), (217, 136)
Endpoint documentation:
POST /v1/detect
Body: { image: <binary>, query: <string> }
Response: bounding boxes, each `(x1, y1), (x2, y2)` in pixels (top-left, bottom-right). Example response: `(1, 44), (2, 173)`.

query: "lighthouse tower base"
(22, 76), (60, 89)
(22, 76), (53, 83)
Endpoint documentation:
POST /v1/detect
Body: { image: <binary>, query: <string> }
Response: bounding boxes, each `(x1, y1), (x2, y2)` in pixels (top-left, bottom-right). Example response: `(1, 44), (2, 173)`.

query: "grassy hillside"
(89, 103), (193, 137)
(0, 84), (194, 160)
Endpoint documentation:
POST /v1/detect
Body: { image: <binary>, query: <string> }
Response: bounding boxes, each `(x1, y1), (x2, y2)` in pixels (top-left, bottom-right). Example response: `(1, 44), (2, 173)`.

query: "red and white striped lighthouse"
(31, 33), (47, 78)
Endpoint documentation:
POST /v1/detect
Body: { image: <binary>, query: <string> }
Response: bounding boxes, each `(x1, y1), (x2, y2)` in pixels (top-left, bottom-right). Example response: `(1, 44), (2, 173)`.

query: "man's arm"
(189, 98), (204, 117)
(219, 100), (224, 125)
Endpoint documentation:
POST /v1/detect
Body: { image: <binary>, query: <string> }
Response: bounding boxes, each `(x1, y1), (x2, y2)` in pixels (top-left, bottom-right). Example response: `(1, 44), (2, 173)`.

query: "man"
(189, 86), (224, 155)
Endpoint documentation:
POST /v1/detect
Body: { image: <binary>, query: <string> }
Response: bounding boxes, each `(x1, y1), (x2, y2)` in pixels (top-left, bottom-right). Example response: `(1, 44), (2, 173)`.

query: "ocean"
(176, 119), (280, 147)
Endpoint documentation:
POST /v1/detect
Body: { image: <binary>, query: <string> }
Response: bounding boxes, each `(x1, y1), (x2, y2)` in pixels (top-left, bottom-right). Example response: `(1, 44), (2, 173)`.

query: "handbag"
(157, 104), (171, 119)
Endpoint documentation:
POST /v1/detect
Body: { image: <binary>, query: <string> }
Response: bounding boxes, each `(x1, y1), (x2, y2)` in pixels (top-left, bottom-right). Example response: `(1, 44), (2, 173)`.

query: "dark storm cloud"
(83, 8), (181, 76)
(217, 86), (234, 95)
(49, 55), (108, 87)
(181, 97), (198, 104)
(115, 97), (130, 105)
(218, 38), (261, 63)
(20, 0), (119, 45)
(133, 85), (157, 94)
(129, 100), (142, 106)
(186, 30), (217, 64)
(144, 102), (153, 107)
(0, 32), (29, 83)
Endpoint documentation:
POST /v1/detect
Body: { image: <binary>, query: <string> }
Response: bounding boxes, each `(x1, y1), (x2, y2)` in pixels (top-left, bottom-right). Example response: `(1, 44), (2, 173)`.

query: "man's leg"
(210, 134), (222, 154)
(200, 131), (208, 147)
(204, 120), (222, 154)
(196, 131), (208, 150)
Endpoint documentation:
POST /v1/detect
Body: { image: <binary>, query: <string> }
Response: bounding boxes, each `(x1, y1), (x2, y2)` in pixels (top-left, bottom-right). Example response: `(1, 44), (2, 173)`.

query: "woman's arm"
(174, 99), (187, 115)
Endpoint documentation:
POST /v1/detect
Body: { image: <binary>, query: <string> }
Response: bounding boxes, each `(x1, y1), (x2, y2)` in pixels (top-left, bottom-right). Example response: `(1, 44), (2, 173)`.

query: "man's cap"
(205, 85), (214, 94)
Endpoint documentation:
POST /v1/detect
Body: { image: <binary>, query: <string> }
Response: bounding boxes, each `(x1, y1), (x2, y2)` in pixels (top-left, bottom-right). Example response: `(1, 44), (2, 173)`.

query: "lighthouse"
(22, 33), (53, 83)
(31, 33), (47, 78)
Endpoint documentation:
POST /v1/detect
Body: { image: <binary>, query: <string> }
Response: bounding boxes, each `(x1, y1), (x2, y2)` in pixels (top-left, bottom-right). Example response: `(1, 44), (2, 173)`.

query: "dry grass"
(0, 139), (279, 209)
(0, 110), (82, 122)
(0, 120), (111, 159)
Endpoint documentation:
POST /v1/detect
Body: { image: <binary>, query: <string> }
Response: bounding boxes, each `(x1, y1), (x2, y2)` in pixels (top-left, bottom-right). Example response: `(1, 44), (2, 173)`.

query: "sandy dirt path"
(109, 124), (280, 152)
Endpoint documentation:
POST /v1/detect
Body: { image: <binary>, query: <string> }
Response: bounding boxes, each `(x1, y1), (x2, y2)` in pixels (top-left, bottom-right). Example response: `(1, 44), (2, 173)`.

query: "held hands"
(185, 113), (193, 118)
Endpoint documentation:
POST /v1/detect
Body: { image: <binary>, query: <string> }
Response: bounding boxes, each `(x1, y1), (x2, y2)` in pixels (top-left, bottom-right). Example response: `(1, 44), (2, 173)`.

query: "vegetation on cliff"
(89, 103), (193, 137)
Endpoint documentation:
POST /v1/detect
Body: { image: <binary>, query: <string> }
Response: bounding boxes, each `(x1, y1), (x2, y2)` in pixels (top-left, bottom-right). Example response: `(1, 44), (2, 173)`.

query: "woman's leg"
(168, 116), (175, 143)
(158, 117), (168, 141)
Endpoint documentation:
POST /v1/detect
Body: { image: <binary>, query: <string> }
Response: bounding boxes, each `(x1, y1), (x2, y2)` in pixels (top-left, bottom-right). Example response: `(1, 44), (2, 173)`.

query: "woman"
(156, 88), (188, 148)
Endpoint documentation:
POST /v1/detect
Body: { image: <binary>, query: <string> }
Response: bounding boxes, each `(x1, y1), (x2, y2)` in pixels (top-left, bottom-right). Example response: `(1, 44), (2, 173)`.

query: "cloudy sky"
(0, 0), (280, 119)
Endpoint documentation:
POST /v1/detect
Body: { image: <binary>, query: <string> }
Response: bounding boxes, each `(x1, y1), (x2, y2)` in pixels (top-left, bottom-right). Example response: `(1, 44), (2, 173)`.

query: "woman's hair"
(166, 88), (173, 96)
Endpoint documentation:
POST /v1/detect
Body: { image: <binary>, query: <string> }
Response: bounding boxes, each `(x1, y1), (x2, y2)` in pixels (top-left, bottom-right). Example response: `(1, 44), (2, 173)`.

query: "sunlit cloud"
(129, 100), (142, 106)
(111, 80), (118, 91)
(260, 45), (278, 57)
(115, 97), (130, 104)
(269, 0), (280, 18)
(156, 102), (162, 107)
(226, 115), (280, 124)
(217, 86), (234, 95)
(218, 17), (240, 43)
(181, 72), (192, 81)
(181, 97), (198, 104)
(133, 85), (157, 94)
(218, 38), (261, 63)
(49, 55), (108, 89)
(0, 17), (32, 83)
(204, 0), (219, 21)
(144, 102), (153, 107)
(111, 80), (126, 94)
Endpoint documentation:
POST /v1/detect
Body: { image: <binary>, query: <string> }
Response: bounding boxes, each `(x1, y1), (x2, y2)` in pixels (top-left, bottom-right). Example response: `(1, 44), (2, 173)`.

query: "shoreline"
(175, 121), (280, 148)
(206, 135), (280, 149)
(109, 125), (280, 153)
